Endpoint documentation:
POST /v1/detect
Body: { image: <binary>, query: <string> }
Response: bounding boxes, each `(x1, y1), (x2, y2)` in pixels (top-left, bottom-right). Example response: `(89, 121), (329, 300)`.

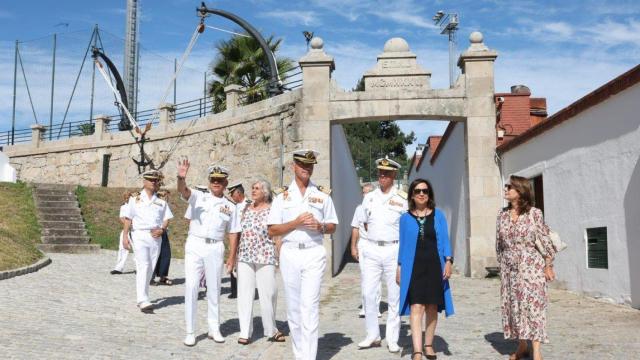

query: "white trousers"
(280, 243), (326, 360)
(361, 241), (401, 344)
(184, 236), (224, 334)
(113, 231), (133, 272)
(237, 262), (278, 339)
(358, 241), (381, 313)
(132, 231), (161, 304)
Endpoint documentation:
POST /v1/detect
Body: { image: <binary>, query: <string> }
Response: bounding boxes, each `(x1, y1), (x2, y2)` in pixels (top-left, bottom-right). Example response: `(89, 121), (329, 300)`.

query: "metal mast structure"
(124, 0), (139, 116)
(433, 11), (459, 88)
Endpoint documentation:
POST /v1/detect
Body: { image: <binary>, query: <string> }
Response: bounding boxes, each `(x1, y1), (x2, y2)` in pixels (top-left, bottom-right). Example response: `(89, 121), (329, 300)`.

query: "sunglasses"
(504, 184), (513, 190)
(145, 178), (160, 183)
(413, 188), (429, 195)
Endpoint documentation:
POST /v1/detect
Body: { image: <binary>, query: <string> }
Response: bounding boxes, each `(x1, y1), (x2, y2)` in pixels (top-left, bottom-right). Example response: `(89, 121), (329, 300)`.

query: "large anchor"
(92, 47), (155, 173)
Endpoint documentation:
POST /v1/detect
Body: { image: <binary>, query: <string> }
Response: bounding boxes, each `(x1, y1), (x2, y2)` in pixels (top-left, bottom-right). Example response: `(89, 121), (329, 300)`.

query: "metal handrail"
(2, 64), (301, 146)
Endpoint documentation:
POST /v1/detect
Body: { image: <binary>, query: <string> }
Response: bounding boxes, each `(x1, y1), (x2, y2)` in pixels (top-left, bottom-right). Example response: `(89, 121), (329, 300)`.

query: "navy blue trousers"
(154, 232), (171, 278)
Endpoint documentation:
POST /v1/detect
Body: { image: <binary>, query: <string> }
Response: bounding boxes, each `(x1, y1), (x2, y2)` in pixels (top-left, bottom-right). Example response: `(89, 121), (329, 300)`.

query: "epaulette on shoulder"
(130, 191), (140, 199)
(396, 189), (407, 200)
(157, 190), (170, 199)
(273, 186), (288, 195)
(317, 185), (332, 195)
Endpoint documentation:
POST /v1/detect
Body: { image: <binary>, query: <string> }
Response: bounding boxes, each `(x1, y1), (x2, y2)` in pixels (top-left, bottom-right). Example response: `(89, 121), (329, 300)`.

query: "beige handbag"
(528, 210), (567, 257)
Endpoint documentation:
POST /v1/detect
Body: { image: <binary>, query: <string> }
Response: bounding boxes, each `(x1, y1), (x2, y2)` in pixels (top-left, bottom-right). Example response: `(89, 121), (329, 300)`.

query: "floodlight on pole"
(433, 11), (459, 88)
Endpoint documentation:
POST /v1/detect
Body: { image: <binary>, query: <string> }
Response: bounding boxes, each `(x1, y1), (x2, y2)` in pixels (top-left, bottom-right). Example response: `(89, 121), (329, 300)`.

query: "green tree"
(208, 34), (294, 112)
(343, 78), (416, 182)
(77, 123), (95, 136)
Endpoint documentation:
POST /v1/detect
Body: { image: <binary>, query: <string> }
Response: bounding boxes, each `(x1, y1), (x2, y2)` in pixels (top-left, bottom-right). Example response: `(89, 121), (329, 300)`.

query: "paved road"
(1, 251), (639, 359)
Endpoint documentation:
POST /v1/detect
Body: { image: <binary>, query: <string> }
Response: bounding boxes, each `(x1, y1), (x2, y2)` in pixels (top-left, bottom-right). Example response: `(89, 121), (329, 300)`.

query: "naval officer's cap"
(227, 182), (244, 194)
(376, 156), (401, 171)
(142, 169), (164, 181)
(293, 149), (319, 164)
(207, 165), (230, 179)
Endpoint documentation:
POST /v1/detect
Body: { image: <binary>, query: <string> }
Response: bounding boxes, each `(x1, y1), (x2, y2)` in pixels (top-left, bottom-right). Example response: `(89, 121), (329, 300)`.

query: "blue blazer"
(398, 208), (455, 317)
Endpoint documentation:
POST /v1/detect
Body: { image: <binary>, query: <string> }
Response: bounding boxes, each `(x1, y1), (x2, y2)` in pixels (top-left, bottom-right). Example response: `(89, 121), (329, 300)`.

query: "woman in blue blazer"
(396, 178), (454, 360)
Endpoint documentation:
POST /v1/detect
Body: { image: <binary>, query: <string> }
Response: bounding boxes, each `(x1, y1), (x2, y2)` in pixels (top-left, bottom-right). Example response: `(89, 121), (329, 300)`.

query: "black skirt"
(408, 211), (444, 306)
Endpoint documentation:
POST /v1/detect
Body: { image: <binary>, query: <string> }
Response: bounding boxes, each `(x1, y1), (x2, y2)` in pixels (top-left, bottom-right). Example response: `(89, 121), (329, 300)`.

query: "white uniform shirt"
(235, 198), (251, 223)
(124, 190), (173, 231)
(119, 203), (129, 219)
(361, 187), (407, 242)
(350, 204), (368, 242)
(267, 180), (339, 244)
(185, 188), (241, 239)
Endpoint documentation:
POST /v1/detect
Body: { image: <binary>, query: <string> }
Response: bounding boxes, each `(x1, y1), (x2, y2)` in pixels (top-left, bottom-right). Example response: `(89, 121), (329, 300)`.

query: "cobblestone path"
(1, 251), (639, 359)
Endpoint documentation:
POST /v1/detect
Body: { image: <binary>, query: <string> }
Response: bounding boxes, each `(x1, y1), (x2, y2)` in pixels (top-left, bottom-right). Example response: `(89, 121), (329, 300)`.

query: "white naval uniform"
(360, 187), (407, 345)
(183, 189), (240, 335)
(124, 191), (173, 305)
(267, 180), (338, 360)
(113, 203), (134, 272)
(351, 205), (381, 316)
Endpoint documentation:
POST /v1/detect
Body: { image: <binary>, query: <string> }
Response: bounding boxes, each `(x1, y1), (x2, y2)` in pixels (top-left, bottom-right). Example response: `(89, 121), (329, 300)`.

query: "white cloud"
(541, 22), (573, 39)
(587, 19), (640, 47)
(310, 0), (436, 29)
(260, 10), (321, 27)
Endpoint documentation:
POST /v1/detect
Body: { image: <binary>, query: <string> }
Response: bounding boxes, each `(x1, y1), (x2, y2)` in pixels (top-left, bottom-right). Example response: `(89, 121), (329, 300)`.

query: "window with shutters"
(586, 227), (608, 269)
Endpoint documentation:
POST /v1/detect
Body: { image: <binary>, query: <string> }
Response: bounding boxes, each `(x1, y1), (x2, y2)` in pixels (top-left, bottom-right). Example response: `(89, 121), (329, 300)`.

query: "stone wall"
(6, 91), (303, 190)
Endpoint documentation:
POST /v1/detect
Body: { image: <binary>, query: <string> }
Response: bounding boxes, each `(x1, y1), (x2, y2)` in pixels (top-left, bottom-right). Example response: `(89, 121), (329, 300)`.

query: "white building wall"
(0, 151), (17, 182)
(501, 82), (640, 307)
(409, 123), (470, 276)
(330, 124), (363, 275)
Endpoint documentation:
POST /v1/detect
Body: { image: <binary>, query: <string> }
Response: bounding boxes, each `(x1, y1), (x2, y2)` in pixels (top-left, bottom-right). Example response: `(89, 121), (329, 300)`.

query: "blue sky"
(1, 0), (639, 153)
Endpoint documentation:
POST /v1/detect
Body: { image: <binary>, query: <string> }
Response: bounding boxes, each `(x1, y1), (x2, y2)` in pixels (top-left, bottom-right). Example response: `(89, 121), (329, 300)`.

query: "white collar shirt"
(361, 187), (407, 242)
(185, 188), (240, 239)
(119, 203), (129, 218)
(267, 180), (339, 244)
(350, 204), (368, 241)
(124, 190), (173, 231)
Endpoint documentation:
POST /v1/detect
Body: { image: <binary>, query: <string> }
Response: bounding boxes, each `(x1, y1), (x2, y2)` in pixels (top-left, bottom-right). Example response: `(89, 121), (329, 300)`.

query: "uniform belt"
(286, 241), (321, 250)
(191, 235), (223, 244)
(367, 240), (399, 246)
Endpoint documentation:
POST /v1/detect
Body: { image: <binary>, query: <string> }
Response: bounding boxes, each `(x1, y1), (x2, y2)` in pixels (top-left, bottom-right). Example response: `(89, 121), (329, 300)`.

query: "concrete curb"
(0, 252), (52, 281)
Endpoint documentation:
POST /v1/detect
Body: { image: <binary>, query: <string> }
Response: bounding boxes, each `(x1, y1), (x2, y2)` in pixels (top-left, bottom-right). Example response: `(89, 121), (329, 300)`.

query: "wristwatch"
(321, 223), (327, 234)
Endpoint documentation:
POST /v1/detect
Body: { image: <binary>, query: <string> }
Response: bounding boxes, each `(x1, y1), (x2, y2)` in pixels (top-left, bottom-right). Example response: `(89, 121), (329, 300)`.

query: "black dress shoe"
(110, 270), (123, 275)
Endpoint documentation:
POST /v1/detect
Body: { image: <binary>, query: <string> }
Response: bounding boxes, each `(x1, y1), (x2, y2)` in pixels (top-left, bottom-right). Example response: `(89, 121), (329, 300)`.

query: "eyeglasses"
(413, 188), (429, 195)
(504, 184), (513, 190)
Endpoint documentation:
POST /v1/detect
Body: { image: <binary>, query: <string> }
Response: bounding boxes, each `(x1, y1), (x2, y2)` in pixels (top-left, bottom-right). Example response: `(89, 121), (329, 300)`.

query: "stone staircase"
(32, 183), (100, 254)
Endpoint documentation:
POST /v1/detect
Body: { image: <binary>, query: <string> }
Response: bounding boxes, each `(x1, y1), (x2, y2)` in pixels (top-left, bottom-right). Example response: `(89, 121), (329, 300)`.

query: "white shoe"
(377, 312), (382, 318)
(358, 308), (365, 317)
(183, 333), (196, 346)
(137, 301), (153, 313)
(208, 330), (225, 343)
(387, 342), (401, 353)
(357, 337), (381, 349)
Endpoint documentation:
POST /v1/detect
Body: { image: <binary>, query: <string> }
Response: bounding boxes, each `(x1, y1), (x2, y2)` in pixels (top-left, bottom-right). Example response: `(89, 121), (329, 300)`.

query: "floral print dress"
(238, 206), (277, 266)
(496, 207), (556, 343)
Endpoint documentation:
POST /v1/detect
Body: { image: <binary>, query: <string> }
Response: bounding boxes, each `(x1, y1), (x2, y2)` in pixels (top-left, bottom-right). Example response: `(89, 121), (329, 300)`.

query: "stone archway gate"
(5, 33), (500, 278)
(299, 34), (500, 278)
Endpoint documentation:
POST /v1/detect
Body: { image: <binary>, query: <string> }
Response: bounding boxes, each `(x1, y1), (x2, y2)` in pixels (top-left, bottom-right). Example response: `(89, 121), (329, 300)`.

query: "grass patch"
(0, 182), (42, 271)
(76, 186), (190, 259)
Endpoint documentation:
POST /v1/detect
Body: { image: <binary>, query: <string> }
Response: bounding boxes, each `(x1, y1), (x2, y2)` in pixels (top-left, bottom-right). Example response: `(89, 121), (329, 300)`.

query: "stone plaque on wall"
(363, 37), (431, 90)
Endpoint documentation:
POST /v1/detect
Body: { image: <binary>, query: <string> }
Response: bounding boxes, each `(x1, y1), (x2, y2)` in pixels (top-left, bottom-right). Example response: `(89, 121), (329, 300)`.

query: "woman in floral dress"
(235, 179), (285, 344)
(496, 175), (556, 360)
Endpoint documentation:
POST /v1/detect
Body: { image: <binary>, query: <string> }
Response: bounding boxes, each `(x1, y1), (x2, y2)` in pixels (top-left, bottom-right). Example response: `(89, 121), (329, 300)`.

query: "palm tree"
(208, 34), (294, 112)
